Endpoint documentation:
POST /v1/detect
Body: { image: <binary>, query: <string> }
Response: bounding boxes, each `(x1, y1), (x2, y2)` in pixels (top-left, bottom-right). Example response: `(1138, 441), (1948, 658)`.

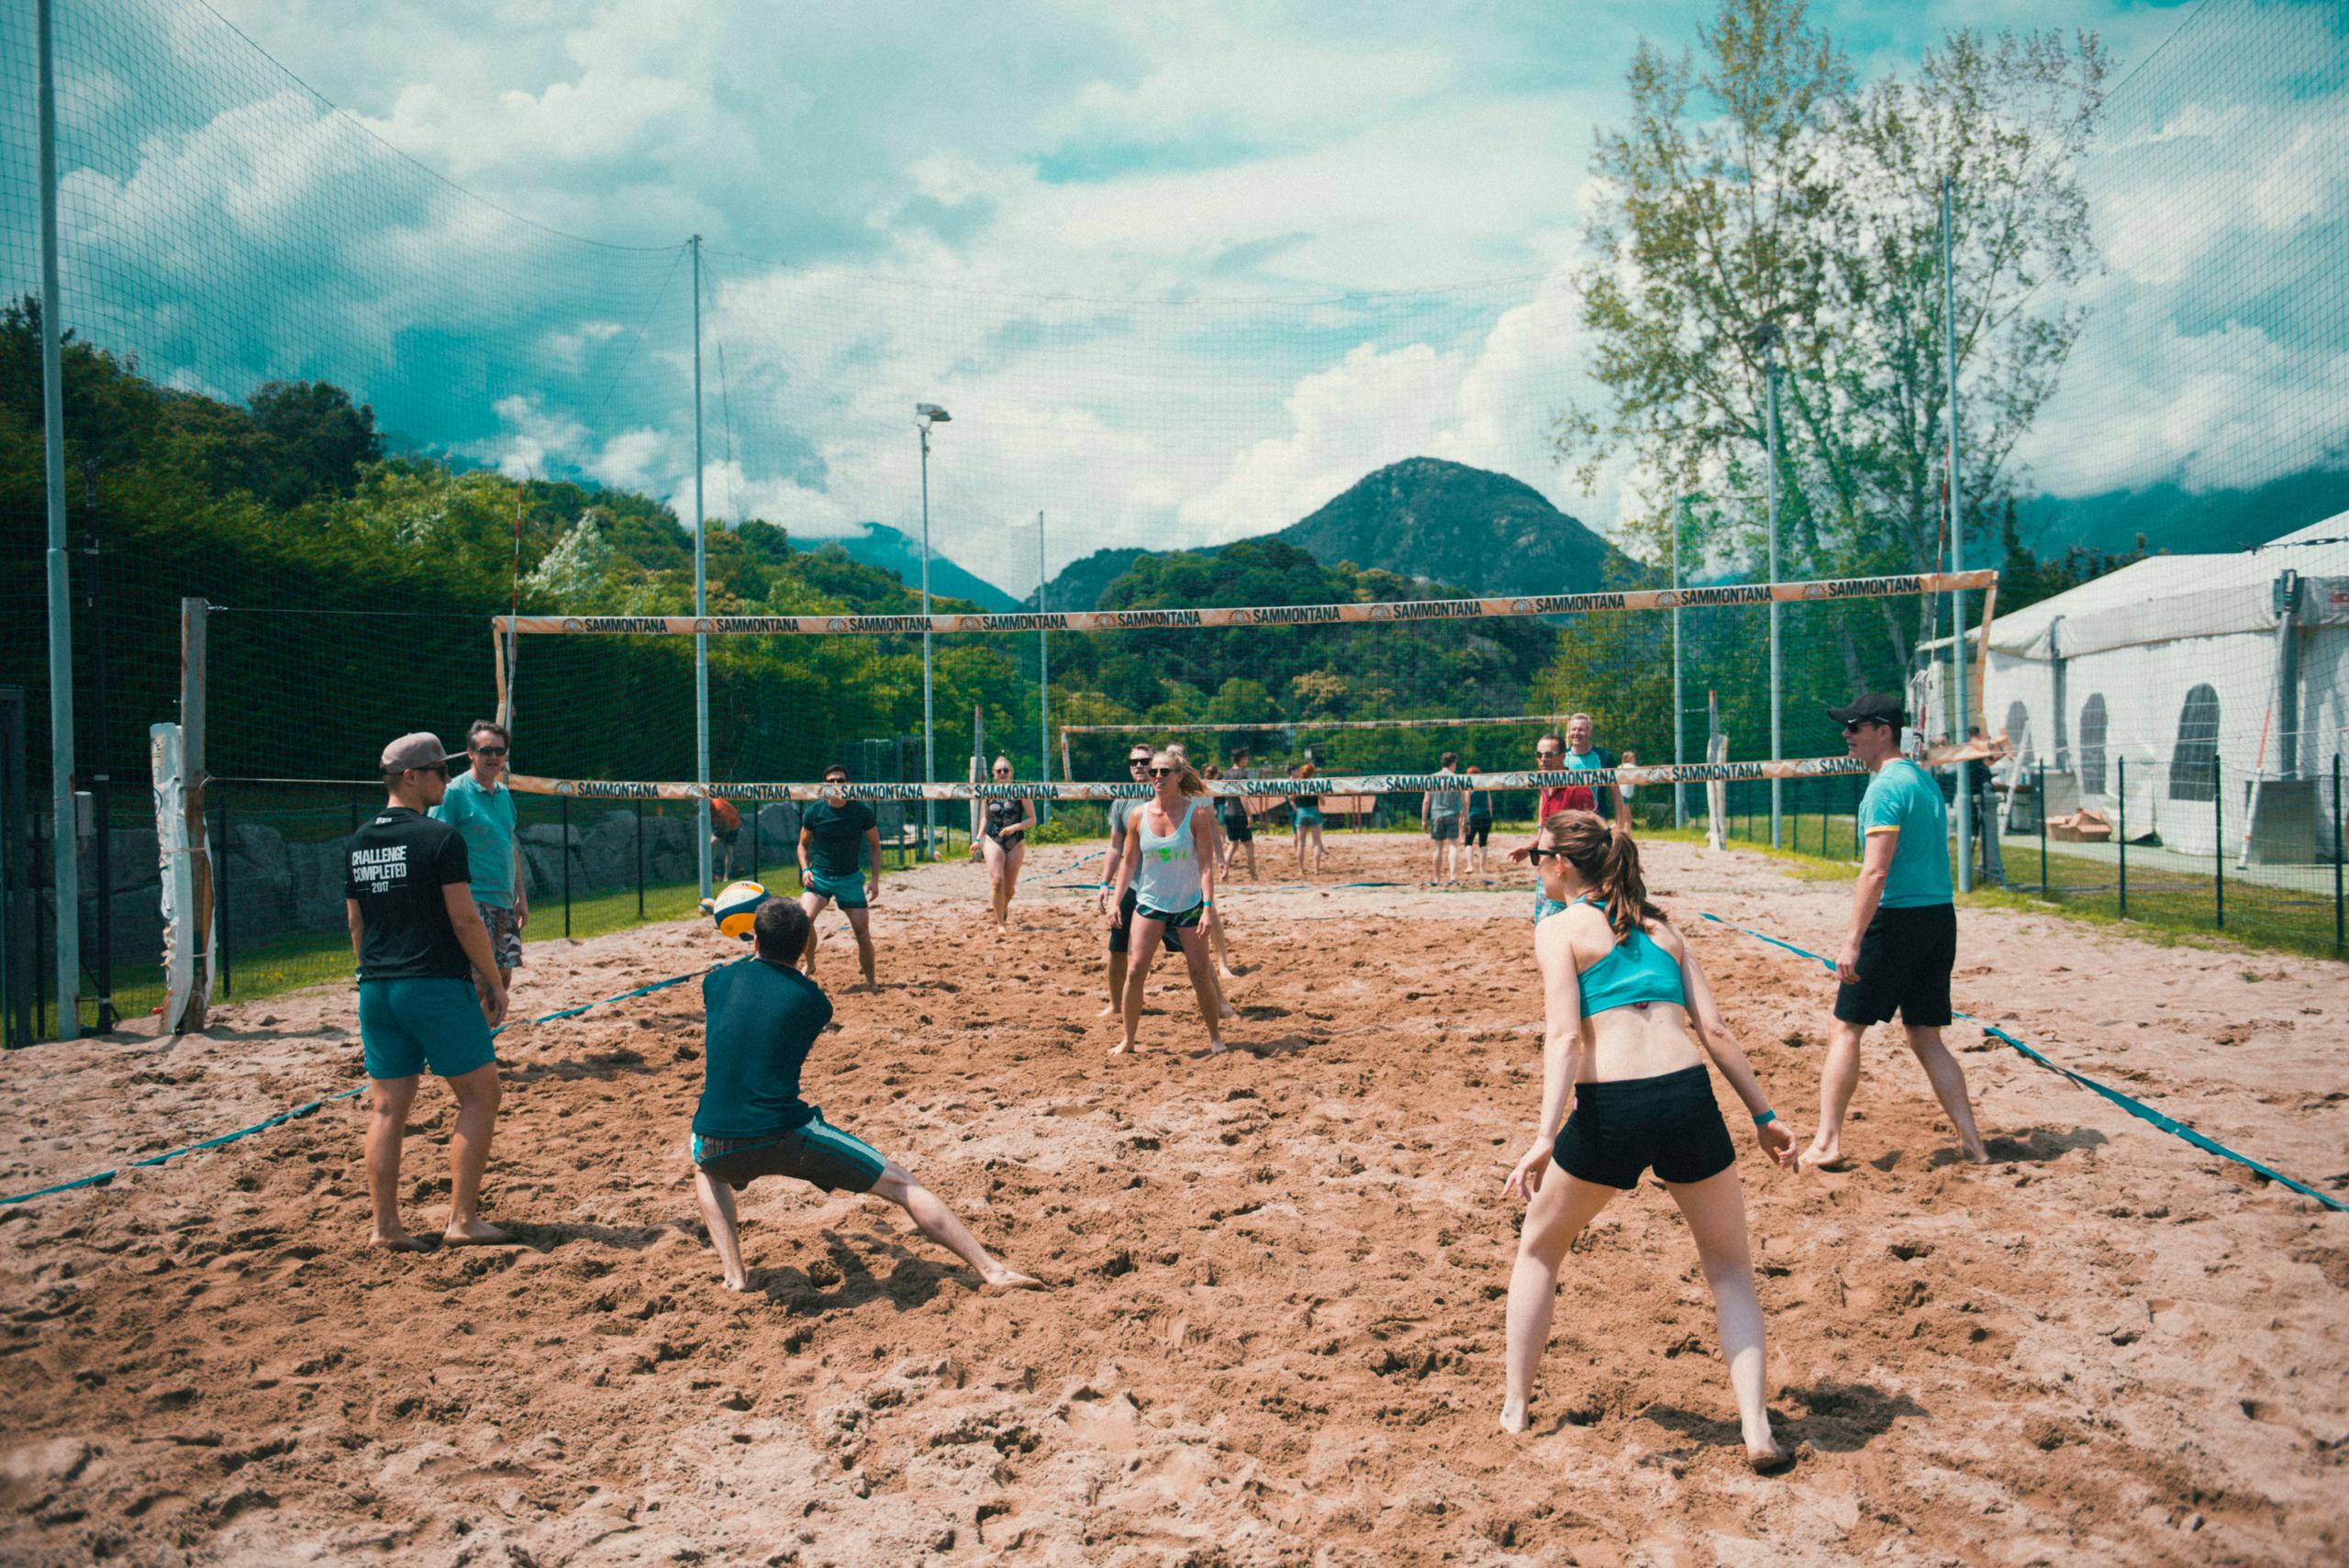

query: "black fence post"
(2333, 751), (2344, 952)
(218, 783), (232, 998)
(561, 793), (572, 939)
(92, 774), (114, 1032)
(2117, 756), (2129, 922)
(750, 802), (761, 883)
(634, 799), (645, 920)
(2036, 761), (2048, 899)
(2213, 750), (2224, 932)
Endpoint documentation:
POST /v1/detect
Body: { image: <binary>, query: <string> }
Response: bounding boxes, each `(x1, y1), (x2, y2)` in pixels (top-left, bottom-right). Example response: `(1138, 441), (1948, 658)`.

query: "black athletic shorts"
(1553, 1064), (1736, 1189)
(1464, 817), (1491, 847)
(1221, 807), (1252, 843)
(1832, 903), (1956, 1028)
(1107, 884), (1184, 956)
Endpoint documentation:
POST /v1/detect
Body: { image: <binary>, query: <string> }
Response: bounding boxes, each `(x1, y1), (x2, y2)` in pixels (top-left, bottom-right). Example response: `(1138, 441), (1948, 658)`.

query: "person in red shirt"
(708, 795), (743, 881)
(1508, 730), (1632, 913)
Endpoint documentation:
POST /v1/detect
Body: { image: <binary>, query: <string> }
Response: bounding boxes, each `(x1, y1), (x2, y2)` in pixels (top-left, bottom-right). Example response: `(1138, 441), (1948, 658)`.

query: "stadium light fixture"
(916, 403), (951, 856)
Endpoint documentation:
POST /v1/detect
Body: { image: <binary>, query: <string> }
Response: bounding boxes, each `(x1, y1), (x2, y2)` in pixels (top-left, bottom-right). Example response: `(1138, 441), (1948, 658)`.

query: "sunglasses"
(471, 746), (507, 758)
(410, 762), (449, 779)
(1841, 719), (1879, 735)
(1149, 766), (1179, 777)
(1129, 758), (1152, 768)
(1527, 845), (1566, 864)
(1535, 750), (1564, 760)
(994, 770), (1013, 777)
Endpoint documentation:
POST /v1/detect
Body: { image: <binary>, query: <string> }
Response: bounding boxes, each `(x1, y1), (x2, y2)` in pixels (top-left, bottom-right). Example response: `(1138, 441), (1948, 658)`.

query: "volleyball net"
(493, 567), (2001, 807)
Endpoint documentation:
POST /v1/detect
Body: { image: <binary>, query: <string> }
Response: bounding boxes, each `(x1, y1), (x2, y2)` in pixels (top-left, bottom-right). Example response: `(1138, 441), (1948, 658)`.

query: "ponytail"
(1594, 825), (1662, 942)
(1540, 808), (1665, 941)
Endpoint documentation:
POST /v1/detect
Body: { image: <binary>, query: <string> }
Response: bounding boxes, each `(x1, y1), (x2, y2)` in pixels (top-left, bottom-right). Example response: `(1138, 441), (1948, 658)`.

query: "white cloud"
(39, 0), (2349, 597)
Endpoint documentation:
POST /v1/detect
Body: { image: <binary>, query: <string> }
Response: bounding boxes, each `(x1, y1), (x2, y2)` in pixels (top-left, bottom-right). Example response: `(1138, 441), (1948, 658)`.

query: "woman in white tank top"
(1104, 750), (1227, 1055)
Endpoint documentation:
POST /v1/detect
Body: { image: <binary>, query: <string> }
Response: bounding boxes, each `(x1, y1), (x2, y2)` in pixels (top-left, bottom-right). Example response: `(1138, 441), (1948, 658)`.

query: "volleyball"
(712, 880), (769, 940)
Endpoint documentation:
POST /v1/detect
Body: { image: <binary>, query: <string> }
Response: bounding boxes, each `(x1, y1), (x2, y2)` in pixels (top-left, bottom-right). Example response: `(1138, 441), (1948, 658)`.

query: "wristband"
(1752, 1109), (1777, 1127)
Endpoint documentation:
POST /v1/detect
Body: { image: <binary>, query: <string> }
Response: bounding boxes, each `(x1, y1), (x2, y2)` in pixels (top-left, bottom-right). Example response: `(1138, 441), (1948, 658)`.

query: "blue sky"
(13, 0), (2345, 593)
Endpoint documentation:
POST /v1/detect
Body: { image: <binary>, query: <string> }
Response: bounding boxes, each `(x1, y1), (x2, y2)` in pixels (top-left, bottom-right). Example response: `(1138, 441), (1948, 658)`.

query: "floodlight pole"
(1763, 336), (1784, 851)
(37, 0), (80, 1038)
(1036, 510), (1049, 822)
(918, 417), (936, 860)
(1942, 176), (1975, 893)
(692, 234), (711, 901)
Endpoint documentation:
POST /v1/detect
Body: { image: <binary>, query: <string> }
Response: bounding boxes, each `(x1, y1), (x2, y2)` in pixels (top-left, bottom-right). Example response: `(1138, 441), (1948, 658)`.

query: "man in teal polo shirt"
(1800, 694), (1988, 1171)
(431, 719), (527, 1012)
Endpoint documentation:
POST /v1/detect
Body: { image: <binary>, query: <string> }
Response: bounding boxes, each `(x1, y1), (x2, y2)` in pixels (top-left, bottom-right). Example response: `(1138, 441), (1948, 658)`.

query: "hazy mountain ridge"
(1026, 457), (1614, 610)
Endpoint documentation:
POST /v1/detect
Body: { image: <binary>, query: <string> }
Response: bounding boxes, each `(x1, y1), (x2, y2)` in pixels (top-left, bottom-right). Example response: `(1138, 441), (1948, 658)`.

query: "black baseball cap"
(1826, 693), (1904, 728)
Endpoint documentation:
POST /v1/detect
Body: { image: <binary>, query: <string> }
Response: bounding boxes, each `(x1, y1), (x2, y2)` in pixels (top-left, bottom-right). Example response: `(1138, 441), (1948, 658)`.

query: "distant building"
(1959, 516), (2348, 861)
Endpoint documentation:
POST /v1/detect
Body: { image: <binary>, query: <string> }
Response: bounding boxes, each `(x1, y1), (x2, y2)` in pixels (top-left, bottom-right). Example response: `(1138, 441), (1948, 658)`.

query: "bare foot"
(980, 1269), (1048, 1295)
(1218, 999), (1238, 1020)
(1108, 1040), (1138, 1057)
(442, 1218), (513, 1246)
(1797, 1145), (1852, 1173)
(1959, 1140), (1991, 1165)
(368, 1231), (431, 1253)
(720, 1272), (750, 1292)
(1498, 1401), (1530, 1435)
(1208, 1039), (1230, 1055)
(1097, 1002), (1119, 1018)
(1747, 1441), (1792, 1473)
(1218, 966), (1240, 982)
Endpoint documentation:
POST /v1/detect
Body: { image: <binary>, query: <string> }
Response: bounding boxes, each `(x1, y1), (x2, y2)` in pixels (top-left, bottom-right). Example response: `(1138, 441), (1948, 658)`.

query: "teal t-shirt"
(799, 800), (875, 879)
(1562, 746), (1616, 815)
(429, 770), (518, 909)
(1860, 759), (1953, 907)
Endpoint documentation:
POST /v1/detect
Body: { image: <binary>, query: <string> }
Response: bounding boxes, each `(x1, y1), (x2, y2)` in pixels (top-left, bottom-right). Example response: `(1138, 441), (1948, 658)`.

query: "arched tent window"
(2078, 695), (2109, 796)
(2004, 700), (2032, 770)
(2168, 684), (2221, 802)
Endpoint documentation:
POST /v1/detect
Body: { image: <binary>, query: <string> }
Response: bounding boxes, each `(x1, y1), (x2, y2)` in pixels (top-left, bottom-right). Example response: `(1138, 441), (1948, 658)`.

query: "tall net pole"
(692, 235), (710, 901)
(37, 0), (79, 1037)
(1673, 495), (1688, 830)
(1943, 176), (1975, 893)
(1765, 342), (1784, 851)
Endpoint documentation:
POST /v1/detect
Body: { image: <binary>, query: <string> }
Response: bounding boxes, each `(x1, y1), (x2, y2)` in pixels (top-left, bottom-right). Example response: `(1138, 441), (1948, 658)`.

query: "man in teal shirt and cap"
(1800, 694), (1988, 1172)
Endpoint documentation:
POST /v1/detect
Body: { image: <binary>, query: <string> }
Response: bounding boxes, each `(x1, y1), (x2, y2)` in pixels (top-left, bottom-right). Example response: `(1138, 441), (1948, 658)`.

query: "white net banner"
(497, 571), (1998, 638)
(508, 743), (1997, 804)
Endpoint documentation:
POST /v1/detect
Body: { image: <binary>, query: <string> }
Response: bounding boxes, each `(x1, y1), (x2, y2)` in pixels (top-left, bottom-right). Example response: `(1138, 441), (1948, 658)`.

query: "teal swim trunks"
(805, 869), (868, 909)
(358, 977), (496, 1081)
(692, 1109), (886, 1194)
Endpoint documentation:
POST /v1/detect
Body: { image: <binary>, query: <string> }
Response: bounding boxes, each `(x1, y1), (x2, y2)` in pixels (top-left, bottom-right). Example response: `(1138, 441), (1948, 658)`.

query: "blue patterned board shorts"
(475, 901), (523, 970)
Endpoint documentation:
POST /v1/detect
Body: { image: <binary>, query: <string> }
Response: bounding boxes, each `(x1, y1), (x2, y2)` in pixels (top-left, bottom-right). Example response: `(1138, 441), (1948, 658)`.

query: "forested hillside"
(6, 301), (2143, 793)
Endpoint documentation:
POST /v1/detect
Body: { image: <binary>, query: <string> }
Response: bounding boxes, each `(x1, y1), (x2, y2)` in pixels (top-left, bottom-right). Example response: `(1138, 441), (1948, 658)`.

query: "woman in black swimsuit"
(974, 755), (1036, 929)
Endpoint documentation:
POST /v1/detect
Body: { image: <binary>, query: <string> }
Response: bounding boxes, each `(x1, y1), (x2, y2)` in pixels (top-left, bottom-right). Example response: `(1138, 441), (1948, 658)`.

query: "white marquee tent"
(1973, 515), (2349, 861)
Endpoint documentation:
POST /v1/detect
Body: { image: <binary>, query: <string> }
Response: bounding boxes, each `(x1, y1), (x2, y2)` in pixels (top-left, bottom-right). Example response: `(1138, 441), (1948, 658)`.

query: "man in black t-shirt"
(796, 763), (884, 987)
(345, 732), (511, 1252)
(688, 897), (1043, 1296)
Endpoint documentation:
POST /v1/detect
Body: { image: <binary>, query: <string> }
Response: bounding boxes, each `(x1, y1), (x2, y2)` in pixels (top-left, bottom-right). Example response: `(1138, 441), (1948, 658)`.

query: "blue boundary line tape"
(1, 967), (711, 1207)
(1698, 911), (2347, 1214)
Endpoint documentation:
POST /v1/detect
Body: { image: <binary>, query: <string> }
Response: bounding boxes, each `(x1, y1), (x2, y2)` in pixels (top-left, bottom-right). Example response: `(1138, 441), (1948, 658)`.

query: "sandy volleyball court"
(1, 836), (2343, 1566)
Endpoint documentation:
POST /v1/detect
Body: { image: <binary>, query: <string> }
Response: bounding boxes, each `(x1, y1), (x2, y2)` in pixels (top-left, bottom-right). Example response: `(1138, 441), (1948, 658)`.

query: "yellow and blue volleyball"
(712, 880), (770, 940)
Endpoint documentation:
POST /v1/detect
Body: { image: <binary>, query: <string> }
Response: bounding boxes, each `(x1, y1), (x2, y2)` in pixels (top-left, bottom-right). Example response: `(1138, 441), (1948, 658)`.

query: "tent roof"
(1988, 510), (2349, 661)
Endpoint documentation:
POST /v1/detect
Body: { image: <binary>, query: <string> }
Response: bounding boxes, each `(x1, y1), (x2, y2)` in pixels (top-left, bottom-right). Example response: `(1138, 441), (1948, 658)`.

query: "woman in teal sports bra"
(1499, 809), (1798, 1471)
(1103, 750), (1227, 1056)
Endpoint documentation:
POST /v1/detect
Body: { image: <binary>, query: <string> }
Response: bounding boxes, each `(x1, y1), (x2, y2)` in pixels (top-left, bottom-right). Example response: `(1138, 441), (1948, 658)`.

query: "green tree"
(1558, 0), (2106, 678)
(246, 380), (384, 506)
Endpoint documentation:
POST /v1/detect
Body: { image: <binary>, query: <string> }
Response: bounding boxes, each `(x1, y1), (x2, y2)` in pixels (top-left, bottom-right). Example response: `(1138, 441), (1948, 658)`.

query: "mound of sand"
(2, 837), (2343, 1565)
